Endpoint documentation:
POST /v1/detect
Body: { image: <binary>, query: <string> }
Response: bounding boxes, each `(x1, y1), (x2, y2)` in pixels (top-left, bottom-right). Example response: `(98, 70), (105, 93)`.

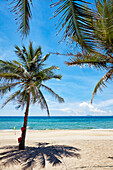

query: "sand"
(0, 129), (113, 170)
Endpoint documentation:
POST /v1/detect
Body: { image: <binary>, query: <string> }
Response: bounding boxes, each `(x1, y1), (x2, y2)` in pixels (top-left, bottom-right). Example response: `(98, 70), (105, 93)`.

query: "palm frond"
(41, 84), (64, 103)
(22, 45), (29, 60)
(66, 52), (107, 70)
(94, 0), (113, 53)
(12, 60), (30, 77)
(43, 74), (62, 81)
(41, 54), (50, 63)
(39, 66), (60, 75)
(0, 81), (23, 95)
(34, 87), (46, 107)
(0, 60), (19, 72)
(35, 66), (61, 83)
(38, 90), (50, 116)
(9, 0), (32, 38)
(29, 41), (34, 59)
(51, 0), (95, 50)
(1, 89), (22, 108)
(31, 85), (48, 111)
(34, 46), (42, 57)
(16, 89), (28, 109)
(28, 46), (42, 72)
(0, 73), (21, 81)
(30, 84), (38, 104)
(91, 68), (113, 103)
(15, 45), (27, 64)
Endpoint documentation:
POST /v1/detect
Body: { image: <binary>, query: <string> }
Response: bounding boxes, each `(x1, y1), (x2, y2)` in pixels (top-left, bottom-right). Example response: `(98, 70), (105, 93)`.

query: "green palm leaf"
(41, 54), (50, 63)
(38, 90), (50, 116)
(66, 52), (108, 70)
(91, 68), (113, 103)
(0, 73), (21, 80)
(15, 45), (27, 64)
(59, 0), (113, 102)
(1, 89), (22, 108)
(0, 81), (23, 95)
(41, 84), (64, 103)
(51, 0), (95, 50)
(66, 50), (113, 102)
(9, 0), (32, 38)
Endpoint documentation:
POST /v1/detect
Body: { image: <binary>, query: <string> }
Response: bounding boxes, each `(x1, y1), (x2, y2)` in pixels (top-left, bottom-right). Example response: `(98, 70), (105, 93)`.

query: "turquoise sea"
(0, 116), (113, 130)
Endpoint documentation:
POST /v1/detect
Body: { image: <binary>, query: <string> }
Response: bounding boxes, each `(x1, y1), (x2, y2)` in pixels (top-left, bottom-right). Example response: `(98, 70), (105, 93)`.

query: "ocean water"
(0, 116), (113, 130)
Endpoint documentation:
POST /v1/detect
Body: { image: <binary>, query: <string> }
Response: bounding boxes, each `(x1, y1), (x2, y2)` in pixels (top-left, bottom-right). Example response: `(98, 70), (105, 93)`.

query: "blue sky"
(0, 0), (113, 116)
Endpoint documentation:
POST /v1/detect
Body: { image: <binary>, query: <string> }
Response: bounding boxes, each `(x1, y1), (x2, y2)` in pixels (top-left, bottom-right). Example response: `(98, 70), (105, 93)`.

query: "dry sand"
(0, 129), (113, 170)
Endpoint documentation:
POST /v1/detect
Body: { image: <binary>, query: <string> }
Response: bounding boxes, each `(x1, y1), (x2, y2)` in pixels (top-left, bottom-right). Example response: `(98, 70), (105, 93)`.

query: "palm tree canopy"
(66, 0), (113, 102)
(0, 41), (64, 116)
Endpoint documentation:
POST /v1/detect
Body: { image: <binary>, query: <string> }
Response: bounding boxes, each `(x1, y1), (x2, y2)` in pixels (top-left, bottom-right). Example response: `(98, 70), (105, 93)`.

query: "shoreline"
(1, 129), (113, 140)
(1, 128), (113, 131)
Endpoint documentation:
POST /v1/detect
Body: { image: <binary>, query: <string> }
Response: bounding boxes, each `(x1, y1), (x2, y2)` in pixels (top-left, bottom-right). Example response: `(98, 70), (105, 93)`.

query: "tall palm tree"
(66, 0), (113, 103)
(0, 41), (64, 150)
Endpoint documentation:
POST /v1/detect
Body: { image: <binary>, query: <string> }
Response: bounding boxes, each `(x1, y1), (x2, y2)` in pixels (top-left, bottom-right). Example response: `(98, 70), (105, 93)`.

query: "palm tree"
(7, 0), (113, 102)
(65, 0), (113, 103)
(0, 41), (64, 150)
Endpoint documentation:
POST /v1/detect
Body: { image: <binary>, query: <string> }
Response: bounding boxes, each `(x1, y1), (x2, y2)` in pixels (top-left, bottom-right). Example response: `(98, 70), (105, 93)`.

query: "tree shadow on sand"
(0, 142), (80, 169)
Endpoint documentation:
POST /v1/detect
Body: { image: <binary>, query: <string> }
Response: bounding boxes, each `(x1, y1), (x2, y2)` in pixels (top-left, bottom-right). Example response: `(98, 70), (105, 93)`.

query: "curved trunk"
(19, 93), (30, 150)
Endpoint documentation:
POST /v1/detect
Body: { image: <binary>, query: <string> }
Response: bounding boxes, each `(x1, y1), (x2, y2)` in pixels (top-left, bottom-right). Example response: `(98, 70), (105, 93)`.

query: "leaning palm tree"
(0, 41), (64, 150)
(66, 0), (113, 103)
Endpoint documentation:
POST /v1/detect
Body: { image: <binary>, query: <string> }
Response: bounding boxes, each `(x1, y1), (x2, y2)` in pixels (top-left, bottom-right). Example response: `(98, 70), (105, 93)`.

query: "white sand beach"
(0, 129), (113, 170)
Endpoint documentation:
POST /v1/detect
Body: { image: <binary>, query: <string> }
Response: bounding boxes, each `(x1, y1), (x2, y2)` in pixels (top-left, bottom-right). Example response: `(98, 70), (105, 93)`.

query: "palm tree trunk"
(19, 93), (30, 150)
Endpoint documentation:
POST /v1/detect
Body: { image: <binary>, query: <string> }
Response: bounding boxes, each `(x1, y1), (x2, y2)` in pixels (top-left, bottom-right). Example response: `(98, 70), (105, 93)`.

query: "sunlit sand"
(0, 130), (113, 169)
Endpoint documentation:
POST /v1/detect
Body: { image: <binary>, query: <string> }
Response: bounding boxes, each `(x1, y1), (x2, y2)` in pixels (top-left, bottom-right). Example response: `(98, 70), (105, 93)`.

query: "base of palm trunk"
(18, 130), (26, 150)
(19, 140), (25, 150)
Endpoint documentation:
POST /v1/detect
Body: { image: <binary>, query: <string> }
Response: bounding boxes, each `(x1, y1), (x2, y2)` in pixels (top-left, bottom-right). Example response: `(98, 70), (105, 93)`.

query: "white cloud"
(0, 99), (112, 116)
(79, 102), (106, 114)
(79, 102), (93, 109)
(47, 99), (113, 116)
(1, 92), (113, 116)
